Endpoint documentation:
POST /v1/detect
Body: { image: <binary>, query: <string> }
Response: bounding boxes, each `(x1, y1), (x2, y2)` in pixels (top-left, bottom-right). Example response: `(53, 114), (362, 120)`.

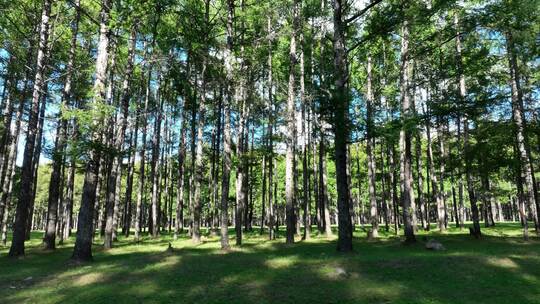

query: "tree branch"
(344, 0), (384, 25)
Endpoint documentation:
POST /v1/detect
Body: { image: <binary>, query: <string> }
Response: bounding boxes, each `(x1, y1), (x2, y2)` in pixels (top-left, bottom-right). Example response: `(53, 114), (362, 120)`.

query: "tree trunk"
(300, 28), (310, 240)
(506, 30), (539, 233)
(398, 15), (415, 244)
(266, 15), (276, 241)
(9, 0), (52, 257)
(285, 0), (299, 245)
(454, 13), (479, 235)
(123, 113), (138, 236)
(71, 0), (111, 262)
(319, 137), (332, 237)
(191, 0), (210, 243)
(150, 75), (164, 238)
(332, 0), (353, 252)
(43, 0), (81, 250)
(366, 56), (378, 238)
(174, 100), (187, 239)
(220, 0), (235, 250)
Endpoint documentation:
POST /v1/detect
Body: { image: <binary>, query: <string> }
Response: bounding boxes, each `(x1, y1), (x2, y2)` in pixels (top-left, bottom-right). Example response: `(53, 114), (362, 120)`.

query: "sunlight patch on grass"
(264, 255), (299, 269)
(318, 263), (360, 281)
(521, 273), (539, 284)
(155, 254), (182, 268)
(72, 272), (106, 287)
(485, 257), (519, 269)
(347, 283), (404, 303)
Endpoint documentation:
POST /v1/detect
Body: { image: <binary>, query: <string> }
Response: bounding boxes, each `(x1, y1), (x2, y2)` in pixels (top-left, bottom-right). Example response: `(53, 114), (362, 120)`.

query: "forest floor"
(1, 223), (539, 304)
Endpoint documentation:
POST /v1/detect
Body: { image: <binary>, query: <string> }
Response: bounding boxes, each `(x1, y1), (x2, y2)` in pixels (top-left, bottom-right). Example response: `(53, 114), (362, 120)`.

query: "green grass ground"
(1, 223), (539, 303)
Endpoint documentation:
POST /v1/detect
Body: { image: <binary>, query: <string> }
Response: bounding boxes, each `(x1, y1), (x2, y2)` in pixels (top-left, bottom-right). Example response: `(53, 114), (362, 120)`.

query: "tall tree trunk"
(266, 15), (276, 241)
(174, 100), (187, 239)
(104, 27), (135, 248)
(150, 75), (164, 238)
(332, 0), (353, 252)
(454, 15), (466, 229)
(454, 13), (481, 237)
(43, 0), (81, 250)
(398, 15), (416, 244)
(123, 113), (138, 236)
(9, 0), (52, 257)
(191, 0), (210, 243)
(71, 0), (111, 262)
(0, 62), (16, 183)
(366, 56), (378, 238)
(506, 30), (539, 233)
(436, 121), (447, 232)
(134, 52), (152, 241)
(28, 86), (49, 239)
(1, 91), (24, 245)
(63, 124), (77, 240)
(220, 0), (235, 250)
(464, 118), (481, 237)
(285, 0), (299, 245)
(210, 89), (223, 235)
(0, 33), (37, 229)
(300, 28), (310, 240)
(320, 137), (332, 237)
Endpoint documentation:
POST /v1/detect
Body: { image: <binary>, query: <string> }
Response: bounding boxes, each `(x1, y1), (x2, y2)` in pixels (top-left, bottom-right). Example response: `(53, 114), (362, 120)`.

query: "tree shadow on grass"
(1, 225), (540, 303)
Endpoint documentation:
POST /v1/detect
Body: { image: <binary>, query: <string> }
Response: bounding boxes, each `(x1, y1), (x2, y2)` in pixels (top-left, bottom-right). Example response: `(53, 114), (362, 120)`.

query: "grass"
(1, 223), (539, 303)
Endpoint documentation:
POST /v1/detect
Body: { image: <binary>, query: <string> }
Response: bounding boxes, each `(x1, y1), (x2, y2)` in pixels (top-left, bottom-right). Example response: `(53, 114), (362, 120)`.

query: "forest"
(0, 0), (539, 303)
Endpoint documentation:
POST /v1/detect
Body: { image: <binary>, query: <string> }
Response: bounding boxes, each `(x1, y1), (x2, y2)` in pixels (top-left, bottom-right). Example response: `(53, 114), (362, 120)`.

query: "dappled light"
(2, 225), (540, 303)
(1, 0), (539, 302)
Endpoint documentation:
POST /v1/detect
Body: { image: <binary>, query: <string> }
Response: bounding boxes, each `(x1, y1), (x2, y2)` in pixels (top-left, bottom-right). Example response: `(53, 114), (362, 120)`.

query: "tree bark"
(506, 30), (539, 233)
(220, 0), (235, 250)
(193, 8), (209, 242)
(300, 28), (310, 240)
(43, 0), (81, 250)
(174, 99), (187, 239)
(366, 56), (378, 238)
(398, 15), (416, 244)
(332, 0), (353, 252)
(285, 0), (300, 245)
(71, 0), (112, 262)
(9, 0), (52, 257)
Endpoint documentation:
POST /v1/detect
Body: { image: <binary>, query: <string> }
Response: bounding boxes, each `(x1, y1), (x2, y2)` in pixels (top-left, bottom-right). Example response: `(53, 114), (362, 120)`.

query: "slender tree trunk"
(506, 30), (539, 233)
(464, 118), (481, 237)
(124, 113), (138, 236)
(366, 56), (378, 238)
(300, 29), (310, 240)
(210, 89), (222, 235)
(266, 15), (276, 241)
(436, 121), (447, 232)
(332, 0), (353, 252)
(9, 0), (52, 257)
(71, 0), (111, 262)
(134, 45), (153, 242)
(453, 14), (480, 237)
(150, 75), (164, 238)
(412, 90), (426, 231)
(63, 127), (77, 240)
(285, 0), (300, 245)
(174, 101), (187, 239)
(43, 0), (81, 250)
(319, 137), (332, 237)
(220, 0), (235, 250)
(191, 0), (210, 243)
(1, 94), (23, 245)
(398, 15), (415, 244)
(28, 85), (49, 240)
